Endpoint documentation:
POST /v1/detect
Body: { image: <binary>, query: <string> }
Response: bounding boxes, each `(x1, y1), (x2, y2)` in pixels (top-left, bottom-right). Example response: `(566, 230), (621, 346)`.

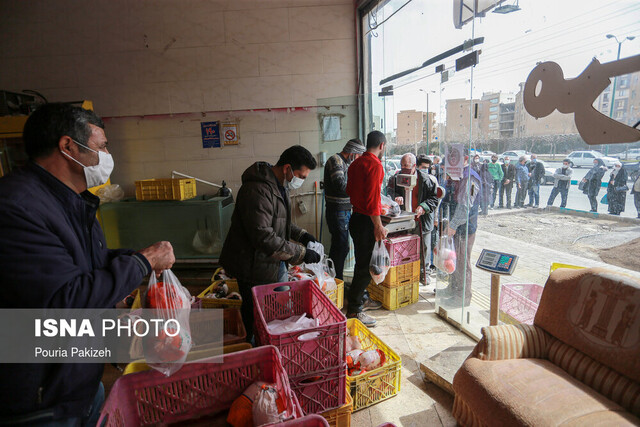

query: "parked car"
(538, 160), (555, 185)
(566, 151), (617, 168)
(498, 150), (530, 163)
(623, 161), (640, 182)
(613, 148), (640, 161)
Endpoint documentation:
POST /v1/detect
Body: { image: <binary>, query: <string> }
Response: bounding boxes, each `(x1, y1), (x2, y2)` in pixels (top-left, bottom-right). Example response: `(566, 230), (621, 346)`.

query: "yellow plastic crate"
(549, 262), (584, 274)
(324, 278), (344, 310)
(380, 260), (420, 288)
(321, 384), (352, 427)
(346, 319), (401, 411)
(367, 280), (419, 311)
(135, 178), (197, 201)
(198, 279), (242, 309)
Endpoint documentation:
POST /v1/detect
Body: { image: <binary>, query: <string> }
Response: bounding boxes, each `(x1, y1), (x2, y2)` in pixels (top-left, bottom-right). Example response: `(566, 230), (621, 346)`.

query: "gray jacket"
(553, 166), (572, 189)
(220, 162), (307, 284)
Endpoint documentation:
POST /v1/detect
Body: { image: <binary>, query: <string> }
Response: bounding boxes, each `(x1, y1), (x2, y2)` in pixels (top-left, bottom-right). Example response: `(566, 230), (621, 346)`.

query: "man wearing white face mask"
(220, 145), (319, 342)
(0, 103), (175, 426)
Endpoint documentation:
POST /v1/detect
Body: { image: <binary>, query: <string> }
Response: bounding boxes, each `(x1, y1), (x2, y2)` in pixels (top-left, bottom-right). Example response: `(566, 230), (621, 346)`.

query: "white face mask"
(285, 167), (304, 190)
(61, 139), (114, 188)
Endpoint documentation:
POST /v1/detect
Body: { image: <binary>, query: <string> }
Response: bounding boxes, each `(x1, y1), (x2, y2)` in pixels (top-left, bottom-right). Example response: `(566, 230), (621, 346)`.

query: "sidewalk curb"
(545, 206), (640, 224)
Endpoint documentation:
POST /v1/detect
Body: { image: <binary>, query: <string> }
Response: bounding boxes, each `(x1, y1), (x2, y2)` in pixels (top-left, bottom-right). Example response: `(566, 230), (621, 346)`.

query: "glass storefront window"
(359, 0), (640, 338)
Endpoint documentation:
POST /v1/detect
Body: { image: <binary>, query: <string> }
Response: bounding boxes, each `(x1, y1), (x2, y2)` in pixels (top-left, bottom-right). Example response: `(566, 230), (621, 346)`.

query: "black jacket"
(528, 161), (545, 185)
(220, 162), (306, 285)
(501, 163), (516, 187)
(386, 169), (439, 231)
(0, 162), (149, 420)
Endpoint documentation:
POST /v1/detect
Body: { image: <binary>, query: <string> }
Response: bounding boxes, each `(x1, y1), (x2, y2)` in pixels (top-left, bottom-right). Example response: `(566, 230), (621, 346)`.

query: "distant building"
(594, 71), (640, 128)
(514, 82), (578, 138)
(445, 98), (482, 142)
(396, 109), (436, 145)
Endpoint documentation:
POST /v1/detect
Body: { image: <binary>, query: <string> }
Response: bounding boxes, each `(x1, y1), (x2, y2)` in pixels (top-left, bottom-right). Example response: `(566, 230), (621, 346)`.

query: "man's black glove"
(303, 249), (321, 264)
(299, 232), (317, 246)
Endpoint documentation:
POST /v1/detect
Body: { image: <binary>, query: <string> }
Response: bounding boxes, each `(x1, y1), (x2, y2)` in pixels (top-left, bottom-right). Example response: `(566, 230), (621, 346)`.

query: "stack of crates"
(368, 234), (421, 310)
(252, 280), (347, 416)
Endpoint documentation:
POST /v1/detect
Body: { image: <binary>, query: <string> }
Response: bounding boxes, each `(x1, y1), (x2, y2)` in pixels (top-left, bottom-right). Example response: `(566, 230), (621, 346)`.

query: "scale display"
(476, 249), (518, 275)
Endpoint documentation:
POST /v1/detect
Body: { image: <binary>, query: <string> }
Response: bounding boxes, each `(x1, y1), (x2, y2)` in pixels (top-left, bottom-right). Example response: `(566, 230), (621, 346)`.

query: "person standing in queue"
(345, 131), (388, 327)
(0, 103), (175, 426)
(487, 154), (504, 209)
(499, 156), (516, 209)
(581, 158), (607, 212)
(546, 158), (573, 208)
(220, 145), (320, 342)
(324, 138), (366, 280)
(442, 154), (481, 307)
(514, 156), (529, 208)
(606, 162), (628, 215)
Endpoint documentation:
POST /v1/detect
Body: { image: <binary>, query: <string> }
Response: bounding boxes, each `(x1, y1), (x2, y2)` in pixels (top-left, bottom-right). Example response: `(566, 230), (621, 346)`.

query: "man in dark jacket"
(0, 103), (175, 425)
(220, 145), (320, 340)
(526, 153), (545, 207)
(387, 153), (439, 283)
(499, 156), (516, 208)
(324, 138), (365, 280)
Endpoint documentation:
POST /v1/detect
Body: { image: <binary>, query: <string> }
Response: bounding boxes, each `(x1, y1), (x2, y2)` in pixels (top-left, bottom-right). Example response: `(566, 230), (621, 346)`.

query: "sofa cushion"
(476, 324), (549, 361)
(453, 357), (640, 426)
(534, 268), (640, 383)
(548, 337), (640, 416)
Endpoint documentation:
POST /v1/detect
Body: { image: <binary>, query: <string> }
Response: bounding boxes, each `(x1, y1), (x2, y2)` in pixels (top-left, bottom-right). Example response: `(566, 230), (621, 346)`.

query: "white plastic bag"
(304, 242), (337, 292)
(142, 270), (193, 376)
(95, 184), (124, 204)
(253, 385), (285, 426)
(380, 194), (400, 216)
(369, 241), (391, 284)
(434, 236), (457, 274)
(267, 313), (318, 335)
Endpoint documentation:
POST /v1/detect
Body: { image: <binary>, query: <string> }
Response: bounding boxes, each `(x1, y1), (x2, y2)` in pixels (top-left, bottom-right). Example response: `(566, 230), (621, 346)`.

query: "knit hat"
(343, 138), (365, 154)
(563, 158), (570, 163)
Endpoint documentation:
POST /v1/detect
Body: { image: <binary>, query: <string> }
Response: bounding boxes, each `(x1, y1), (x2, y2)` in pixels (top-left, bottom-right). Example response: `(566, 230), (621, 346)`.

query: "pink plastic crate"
(385, 234), (420, 266)
(252, 280), (347, 377)
(276, 414), (330, 426)
(290, 363), (347, 415)
(98, 345), (303, 426)
(499, 283), (544, 325)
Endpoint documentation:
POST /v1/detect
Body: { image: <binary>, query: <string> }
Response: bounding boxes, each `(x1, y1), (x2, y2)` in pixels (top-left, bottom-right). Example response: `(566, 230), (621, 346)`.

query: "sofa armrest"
(475, 324), (549, 361)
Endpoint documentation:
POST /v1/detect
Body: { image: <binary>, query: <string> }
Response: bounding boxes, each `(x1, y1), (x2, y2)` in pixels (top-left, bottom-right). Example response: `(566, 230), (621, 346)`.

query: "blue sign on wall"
(201, 121), (221, 148)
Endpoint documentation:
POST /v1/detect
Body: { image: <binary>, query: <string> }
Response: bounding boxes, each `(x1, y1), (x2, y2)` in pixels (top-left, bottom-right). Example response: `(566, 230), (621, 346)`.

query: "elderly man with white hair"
(386, 152), (439, 284)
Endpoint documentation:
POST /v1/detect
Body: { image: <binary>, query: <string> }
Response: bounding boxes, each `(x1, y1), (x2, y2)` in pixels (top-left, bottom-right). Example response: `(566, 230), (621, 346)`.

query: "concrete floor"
(349, 287), (474, 427)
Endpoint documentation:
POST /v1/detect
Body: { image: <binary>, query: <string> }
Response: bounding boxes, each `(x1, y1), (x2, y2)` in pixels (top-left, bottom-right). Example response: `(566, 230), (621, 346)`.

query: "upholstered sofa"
(452, 267), (640, 426)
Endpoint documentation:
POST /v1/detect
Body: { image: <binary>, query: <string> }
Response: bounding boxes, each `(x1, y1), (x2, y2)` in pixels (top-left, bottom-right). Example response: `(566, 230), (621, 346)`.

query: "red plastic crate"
(499, 283), (544, 325)
(277, 414), (330, 426)
(252, 280), (347, 377)
(385, 234), (420, 267)
(98, 345), (303, 426)
(291, 363), (347, 415)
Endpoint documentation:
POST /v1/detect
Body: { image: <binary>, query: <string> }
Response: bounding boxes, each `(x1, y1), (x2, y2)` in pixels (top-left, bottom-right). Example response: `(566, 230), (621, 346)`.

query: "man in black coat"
(526, 153), (545, 207)
(499, 156), (516, 209)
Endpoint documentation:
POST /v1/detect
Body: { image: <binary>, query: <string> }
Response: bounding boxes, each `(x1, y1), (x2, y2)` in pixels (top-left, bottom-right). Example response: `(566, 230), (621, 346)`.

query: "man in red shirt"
(346, 130), (388, 326)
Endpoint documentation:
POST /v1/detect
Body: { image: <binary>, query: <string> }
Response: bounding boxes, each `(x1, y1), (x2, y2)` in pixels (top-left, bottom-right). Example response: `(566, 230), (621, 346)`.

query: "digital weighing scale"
(380, 173), (417, 234)
(475, 249), (519, 326)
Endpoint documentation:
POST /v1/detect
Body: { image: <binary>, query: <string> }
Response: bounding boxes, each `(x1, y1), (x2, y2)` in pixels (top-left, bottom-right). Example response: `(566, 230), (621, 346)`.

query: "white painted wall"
(0, 0), (359, 236)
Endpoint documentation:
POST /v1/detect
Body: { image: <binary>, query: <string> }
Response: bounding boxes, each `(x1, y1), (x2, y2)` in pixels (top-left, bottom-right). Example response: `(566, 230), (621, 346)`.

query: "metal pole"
(606, 41), (622, 156)
(426, 93), (430, 155)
